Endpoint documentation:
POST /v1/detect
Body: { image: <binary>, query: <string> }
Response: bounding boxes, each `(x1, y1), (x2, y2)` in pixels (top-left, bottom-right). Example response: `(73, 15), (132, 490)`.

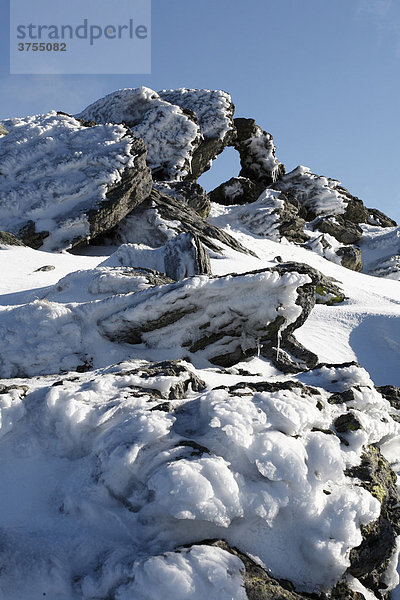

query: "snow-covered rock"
(0, 112), (152, 251)
(100, 233), (212, 281)
(234, 117), (285, 185)
(159, 88), (236, 179)
(76, 87), (202, 181)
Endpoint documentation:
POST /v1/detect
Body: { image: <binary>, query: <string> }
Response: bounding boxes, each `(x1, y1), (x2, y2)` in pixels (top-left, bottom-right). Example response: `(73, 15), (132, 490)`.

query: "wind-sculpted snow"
(0, 360), (398, 598)
(0, 111), (151, 251)
(76, 87), (201, 181)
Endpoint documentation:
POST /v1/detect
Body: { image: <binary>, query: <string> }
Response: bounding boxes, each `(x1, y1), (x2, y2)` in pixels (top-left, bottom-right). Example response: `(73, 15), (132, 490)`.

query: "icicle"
(276, 327), (282, 361)
(256, 337), (261, 357)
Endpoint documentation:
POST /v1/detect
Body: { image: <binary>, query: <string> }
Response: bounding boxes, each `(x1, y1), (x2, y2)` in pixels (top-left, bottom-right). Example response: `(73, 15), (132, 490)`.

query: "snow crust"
(0, 112), (137, 251)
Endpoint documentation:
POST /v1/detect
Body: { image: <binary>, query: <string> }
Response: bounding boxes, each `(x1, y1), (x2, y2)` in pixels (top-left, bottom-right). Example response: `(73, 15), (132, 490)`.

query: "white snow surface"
(0, 112), (137, 251)
(76, 87), (201, 180)
(1, 203), (400, 598)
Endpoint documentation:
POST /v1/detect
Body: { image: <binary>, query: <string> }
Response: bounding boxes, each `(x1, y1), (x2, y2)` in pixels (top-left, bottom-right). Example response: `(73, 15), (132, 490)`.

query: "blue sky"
(1, 0), (400, 221)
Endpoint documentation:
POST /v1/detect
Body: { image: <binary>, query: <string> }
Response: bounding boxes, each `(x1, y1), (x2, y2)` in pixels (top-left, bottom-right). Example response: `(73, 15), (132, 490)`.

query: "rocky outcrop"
(0, 231), (25, 246)
(209, 177), (266, 206)
(154, 181), (211, 217)
(347, 446), (400, 595)
(0, 112), (152, 251)
(110, 189), (257, 256)
(101, 232), (212, 281)
(233, 118), (285, 185)
(99, 262), (324, 369)
(159, 88), (236, 179)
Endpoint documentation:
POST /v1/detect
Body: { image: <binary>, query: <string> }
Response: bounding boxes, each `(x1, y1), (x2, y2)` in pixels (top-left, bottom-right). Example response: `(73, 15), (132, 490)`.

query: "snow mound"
(0, 360), (398, 597)
(0, 112), (148, 251)
(76, 87), (201, 181)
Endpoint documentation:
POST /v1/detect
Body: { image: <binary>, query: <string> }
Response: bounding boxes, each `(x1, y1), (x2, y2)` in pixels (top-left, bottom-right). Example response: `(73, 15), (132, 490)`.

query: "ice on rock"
(271, 166), (349, 217)
(76, 87), (201, 181)
(158, 88), (235, 141)
(0, 112), (150, 251)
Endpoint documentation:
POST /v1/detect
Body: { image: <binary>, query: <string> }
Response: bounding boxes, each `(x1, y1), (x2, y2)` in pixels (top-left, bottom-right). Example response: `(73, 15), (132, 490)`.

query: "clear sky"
(1, 0), (400, 221)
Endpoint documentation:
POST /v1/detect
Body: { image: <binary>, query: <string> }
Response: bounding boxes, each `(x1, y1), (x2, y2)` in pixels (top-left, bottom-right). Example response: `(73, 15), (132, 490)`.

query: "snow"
(1, 191), (400, 596)
(76, 87), (201, 180)
(0, 112), (137, 251)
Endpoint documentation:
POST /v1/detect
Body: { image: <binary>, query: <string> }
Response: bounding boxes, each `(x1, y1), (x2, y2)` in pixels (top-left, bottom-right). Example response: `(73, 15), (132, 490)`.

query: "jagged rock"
(376, 385), (400, 410)
(117, 360), (206, 400)
(367, 208), (397, 228)
(336, 246), (362, 272)
(108, 189), (257, 256)
(0, 124), (7, 136)
(209, 177), (266, 206)
(0, 231), (25, 246)
(159, 88), (236, 179)
(0, 112), (152, 251)
(347, 446), (400, 596)
(33, 265), (55, 273)
(270, 166), (368, 222)
(99, 263), (317, 368)
(101, 232), (212, 280)
(334, 412), (362, 434)
(153, 181), (211, 217)
(314, 217), (363, 245)
(234, 118), (285, 184)
(75, 87), (201, 181)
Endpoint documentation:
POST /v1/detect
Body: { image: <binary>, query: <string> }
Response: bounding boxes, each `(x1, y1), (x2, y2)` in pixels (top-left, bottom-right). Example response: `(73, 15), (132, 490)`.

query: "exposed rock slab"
(154, 180), (211, 217)
(0, 112), (152, 251)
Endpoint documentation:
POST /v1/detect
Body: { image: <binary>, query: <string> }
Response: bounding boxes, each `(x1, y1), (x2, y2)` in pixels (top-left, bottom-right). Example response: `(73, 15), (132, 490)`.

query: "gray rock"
(192, 540), (365, 600)
(75, 87), (202, 181)
(116, 359), (206, 400)
(34, 265), (56, 272)
(0, 231), (25, 246)
(367, 208), (397, 228)
(314, 216), (363, 245)
(209, 177), (266, 206)
(346, 445), (400, 596)
(154, 181), (211, 218)
(234, 118), (285, 185)
(99, 262), (320, 370)
(376, 385), (400, 410)
(159, 88), (236, 179)
(110, 189), (257, 257)
(0, 112), (152, 251)
(336, 246), (362, 272)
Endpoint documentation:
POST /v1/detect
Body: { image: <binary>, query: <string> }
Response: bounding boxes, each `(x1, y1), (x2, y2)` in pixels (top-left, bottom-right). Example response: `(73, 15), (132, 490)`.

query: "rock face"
(234, 118), (286, 184)
(0, 112), (152, 251)
(110, 188), (257, 256)
(0, 231), (25, 246)
(154, 180), (211, 218)
(159, 88), (236, 179)
(99, 262), (325, 369)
